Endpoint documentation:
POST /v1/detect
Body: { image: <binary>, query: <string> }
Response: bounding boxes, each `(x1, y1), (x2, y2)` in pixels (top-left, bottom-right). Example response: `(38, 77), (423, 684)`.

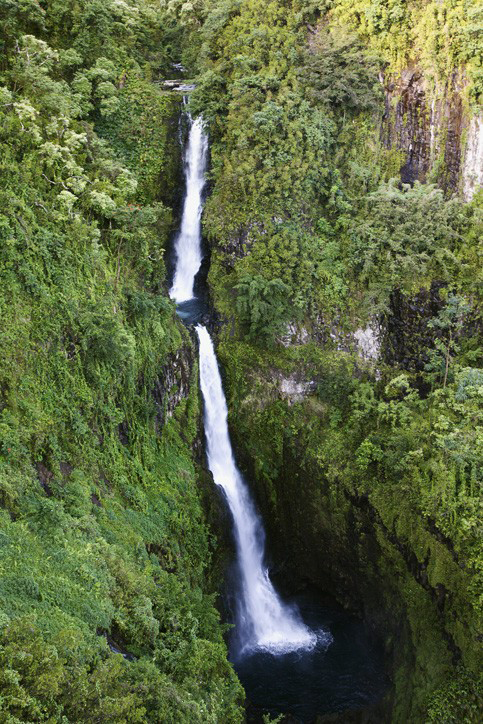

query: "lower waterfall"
(196, 325), (316, 654)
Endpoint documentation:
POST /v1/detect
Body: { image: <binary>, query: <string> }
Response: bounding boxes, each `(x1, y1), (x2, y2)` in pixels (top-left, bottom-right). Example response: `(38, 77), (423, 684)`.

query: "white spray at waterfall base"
(196, 325), (317, 654)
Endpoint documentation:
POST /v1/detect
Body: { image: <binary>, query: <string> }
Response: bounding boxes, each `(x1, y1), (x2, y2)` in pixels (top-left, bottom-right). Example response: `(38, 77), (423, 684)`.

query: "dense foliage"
(0, 0), (481, 721)
(0, 1), (243, 720)
(188, 0), (480, 330)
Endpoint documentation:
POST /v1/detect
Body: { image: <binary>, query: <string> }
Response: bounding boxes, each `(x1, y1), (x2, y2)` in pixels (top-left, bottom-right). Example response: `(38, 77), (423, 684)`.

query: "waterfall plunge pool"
(230, 588), (387, 723)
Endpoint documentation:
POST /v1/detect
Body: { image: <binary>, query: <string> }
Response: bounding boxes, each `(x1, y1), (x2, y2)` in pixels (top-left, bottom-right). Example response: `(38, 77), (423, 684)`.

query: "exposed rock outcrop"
(354, 324), (381, 363)
(279, 375), (316, 403)
(381, 68), (482, 196)
(462, 113), (483, 200)
(380, 283), (446, 373)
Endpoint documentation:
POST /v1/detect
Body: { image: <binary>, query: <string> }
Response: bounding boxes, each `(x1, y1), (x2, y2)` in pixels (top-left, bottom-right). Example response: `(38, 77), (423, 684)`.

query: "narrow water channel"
(169, 101), (386, 723)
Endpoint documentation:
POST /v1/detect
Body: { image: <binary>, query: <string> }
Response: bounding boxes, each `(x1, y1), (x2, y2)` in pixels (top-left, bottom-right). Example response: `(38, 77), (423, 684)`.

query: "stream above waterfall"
(169, 100), (387, 723)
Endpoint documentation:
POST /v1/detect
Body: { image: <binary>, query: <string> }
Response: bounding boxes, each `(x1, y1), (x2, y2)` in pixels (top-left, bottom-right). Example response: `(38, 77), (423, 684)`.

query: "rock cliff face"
(382, 67), (432, 185)
(152, 338), (196, 433)
(380, 283), (446, 374)
(463, 113), (483, 199)
(382, 67), (481, 196)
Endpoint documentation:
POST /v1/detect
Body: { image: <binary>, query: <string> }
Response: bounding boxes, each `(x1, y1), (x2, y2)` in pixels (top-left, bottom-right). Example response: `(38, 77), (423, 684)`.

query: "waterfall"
(196, 325), (316, 654)
(169, 105), (208, 303)
(170, 106), (316, 655)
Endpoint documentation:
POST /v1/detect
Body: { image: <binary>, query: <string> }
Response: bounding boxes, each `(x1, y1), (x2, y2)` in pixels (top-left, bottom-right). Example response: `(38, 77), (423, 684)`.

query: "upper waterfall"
(169, 110), (208, 302)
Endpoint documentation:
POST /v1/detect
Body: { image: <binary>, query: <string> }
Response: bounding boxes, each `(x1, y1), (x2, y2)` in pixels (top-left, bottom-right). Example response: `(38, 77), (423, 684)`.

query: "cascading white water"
(170, 103), (316, 655)
(196, 325), (316, 654)
(169, 106), (208, 302)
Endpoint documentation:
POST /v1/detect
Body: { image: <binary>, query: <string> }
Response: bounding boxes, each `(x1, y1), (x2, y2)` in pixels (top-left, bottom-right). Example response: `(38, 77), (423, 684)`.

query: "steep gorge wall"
(0, 71), (244, 716)
(215, 348), (478, 722)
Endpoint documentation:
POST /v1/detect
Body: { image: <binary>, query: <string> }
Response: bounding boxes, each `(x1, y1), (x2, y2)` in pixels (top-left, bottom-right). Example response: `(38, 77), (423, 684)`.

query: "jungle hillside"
(0, 1), (482, 723)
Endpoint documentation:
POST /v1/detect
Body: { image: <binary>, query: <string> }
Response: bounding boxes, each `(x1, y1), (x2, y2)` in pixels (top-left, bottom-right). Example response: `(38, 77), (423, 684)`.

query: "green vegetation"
(189, 0), (481, 334)
(0, 0), (481, 721)
(331, 0), (483, 102)
(0, 1), (243, 721)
